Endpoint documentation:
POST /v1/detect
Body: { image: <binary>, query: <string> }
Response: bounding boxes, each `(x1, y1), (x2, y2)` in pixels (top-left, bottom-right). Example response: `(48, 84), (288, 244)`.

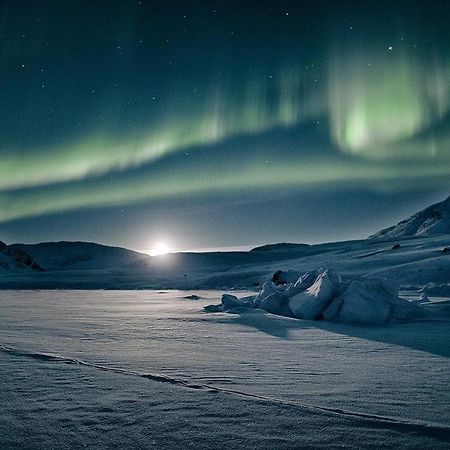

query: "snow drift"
(208, 269), (431, 325)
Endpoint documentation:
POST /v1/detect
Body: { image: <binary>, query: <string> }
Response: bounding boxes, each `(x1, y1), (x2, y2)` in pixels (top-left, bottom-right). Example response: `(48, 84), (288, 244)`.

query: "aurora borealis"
(1, 0), (449, 251)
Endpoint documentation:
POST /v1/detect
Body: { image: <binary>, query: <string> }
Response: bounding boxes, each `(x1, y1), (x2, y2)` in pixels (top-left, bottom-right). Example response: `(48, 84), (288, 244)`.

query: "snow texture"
(1, 290), (450, 449)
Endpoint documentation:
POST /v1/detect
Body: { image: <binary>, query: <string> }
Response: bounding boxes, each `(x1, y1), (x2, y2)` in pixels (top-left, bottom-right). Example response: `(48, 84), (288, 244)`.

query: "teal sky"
(0, 0), (449, 252)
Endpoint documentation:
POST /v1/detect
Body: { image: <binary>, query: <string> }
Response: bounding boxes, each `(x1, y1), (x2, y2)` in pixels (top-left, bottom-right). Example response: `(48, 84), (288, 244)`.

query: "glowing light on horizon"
(147, 242), (170, 257)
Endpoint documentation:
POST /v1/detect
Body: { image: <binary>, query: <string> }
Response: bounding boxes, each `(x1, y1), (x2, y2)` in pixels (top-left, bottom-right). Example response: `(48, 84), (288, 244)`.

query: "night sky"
(1, 0), (449, 253)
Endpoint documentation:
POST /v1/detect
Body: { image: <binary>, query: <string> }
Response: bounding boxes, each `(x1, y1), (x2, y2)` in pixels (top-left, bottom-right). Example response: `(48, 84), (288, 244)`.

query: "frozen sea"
(1, 290), (450, 449)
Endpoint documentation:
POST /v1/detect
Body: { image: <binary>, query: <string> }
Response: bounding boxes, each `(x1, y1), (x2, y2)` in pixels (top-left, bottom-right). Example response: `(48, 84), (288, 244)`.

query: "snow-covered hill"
(2, 194), (450, 289)
(0, 241), (44, 272)
(9, 241), (149, 271)
(1, 233), (449, 290)
(370, 195), (450, 239)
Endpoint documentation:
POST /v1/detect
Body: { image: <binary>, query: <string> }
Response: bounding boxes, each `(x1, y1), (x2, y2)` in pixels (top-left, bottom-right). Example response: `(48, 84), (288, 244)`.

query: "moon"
(147, 242), (170, 257)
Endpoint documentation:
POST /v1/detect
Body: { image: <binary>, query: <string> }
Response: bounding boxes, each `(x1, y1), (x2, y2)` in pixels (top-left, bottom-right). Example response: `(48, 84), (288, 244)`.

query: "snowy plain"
(1, 289), (450, 449)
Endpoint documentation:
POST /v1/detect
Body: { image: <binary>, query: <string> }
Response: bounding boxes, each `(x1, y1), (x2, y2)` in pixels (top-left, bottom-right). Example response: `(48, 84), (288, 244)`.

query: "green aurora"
(0, 0), (449, 229)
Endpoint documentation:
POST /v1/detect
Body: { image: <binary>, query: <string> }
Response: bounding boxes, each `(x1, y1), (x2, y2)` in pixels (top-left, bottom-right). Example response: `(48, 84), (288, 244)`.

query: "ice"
(257, 291), (287, 315)
(215, 268), (432, 325)
(288, 270), (341, 320)
(324, 279), (399, 325)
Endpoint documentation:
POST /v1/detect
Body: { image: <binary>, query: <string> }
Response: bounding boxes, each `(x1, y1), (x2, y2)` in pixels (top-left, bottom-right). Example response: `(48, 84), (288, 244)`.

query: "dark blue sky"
(0, 0), (449, 252)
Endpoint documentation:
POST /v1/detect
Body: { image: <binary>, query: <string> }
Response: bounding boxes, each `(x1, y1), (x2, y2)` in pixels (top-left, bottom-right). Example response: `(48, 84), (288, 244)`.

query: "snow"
(370, 195), (450, 239)
(0, 240), (44, 272)
(1, 234), (449, 291)
(1, 290), (450, 449)
(1, 198), (450, 446)
(10, 240), (148, 270)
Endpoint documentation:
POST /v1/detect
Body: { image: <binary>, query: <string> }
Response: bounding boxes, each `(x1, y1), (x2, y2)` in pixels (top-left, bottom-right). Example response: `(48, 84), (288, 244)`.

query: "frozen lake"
(1, 290), (450, 449)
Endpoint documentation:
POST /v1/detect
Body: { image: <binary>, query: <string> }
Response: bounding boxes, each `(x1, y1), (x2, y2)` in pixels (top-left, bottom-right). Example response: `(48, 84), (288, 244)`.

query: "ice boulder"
(323, 280), (391, 325)
(253, 281), (290, 314)
(288, 270), (341, 320)
(221, 294), (256, 310)
(323, 278), (428, 325)
(208, 268), (434, 325)
(258, 292), (287, 315)
(258, 280), (288, 299)
(255, 272), (317, 315)
(286, 270), (317, 297)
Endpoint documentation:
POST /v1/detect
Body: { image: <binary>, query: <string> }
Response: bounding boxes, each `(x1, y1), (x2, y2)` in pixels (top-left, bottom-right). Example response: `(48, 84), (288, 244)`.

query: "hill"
(370, 196), (450, 239)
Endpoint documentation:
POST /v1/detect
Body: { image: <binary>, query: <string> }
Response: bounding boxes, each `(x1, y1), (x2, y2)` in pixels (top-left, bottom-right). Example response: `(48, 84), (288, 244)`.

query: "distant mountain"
(8, 241), (148, 271)
(1, 232), (450, 290)
(0, 240), (44, 272)
(370, 195), (450, 239)
(250, 242), (310, 252)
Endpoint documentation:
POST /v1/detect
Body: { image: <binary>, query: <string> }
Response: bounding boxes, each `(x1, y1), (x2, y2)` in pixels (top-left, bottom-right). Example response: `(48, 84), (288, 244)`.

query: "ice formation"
(210, 269), (430, 325)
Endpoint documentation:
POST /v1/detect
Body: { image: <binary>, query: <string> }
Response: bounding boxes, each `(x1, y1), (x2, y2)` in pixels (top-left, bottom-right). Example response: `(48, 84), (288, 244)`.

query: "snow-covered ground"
(1, 290), (450, 449)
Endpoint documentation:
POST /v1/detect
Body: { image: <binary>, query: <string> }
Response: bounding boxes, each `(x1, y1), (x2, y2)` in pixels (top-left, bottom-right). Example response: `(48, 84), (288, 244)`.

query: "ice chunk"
(323, 278), (428, 325)
(323, 280), (391, 325)
(212, 269), (433, 325)
(286, 271), (317, 297)
(258, 280), (288, 299)
(221, 294), (255, 309)
(288, 270), (341, 320)
(258, 292), (287, 314)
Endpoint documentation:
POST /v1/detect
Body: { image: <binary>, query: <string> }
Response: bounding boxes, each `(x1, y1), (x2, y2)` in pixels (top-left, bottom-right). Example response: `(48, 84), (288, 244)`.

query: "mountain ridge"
(369, 195), (450, 239)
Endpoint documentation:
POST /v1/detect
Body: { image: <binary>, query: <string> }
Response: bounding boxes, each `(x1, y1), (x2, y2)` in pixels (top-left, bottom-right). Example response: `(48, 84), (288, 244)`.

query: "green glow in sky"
(0, 67), (322, 191)
(1, 1), (449, 226)
(328, 42), (450, 157)
(1, 152), (450, 223)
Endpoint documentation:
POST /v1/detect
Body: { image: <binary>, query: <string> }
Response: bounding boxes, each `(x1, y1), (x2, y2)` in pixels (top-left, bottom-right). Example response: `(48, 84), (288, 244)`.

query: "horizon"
(2, 191), (449, 254)
(2, 188), (448, 256)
